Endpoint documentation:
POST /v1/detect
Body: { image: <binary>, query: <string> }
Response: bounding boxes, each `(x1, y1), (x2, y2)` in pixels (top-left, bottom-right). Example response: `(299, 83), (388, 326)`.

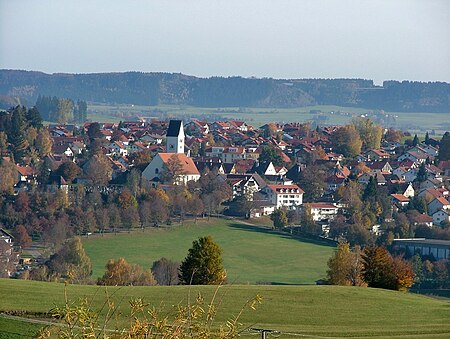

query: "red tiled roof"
(158, 153), (200, 175)
(267, 184), (304, 194)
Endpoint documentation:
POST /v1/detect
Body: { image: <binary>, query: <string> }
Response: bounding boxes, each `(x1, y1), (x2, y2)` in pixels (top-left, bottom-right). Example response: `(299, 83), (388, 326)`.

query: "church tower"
(166, 120), (185, 154)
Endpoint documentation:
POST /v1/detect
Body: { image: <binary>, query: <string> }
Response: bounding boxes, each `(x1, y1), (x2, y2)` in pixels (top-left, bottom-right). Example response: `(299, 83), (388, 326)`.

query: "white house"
(142, 153), (200, 184)
(308, 203), (339, 222)
(262, 184), (304, 209)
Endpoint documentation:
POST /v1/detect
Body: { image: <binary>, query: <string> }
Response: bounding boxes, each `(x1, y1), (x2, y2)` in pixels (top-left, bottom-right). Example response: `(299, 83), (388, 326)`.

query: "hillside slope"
(0, 279), (449, 338)
(1, 69), (449, 112)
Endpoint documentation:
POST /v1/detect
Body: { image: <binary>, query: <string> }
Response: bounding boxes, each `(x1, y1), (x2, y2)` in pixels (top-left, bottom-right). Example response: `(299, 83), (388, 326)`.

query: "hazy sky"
(1, 0), (449, 84)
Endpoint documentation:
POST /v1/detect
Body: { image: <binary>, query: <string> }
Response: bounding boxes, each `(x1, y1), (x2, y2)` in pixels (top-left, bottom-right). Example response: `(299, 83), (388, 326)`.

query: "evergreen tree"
(412, 134), (419, 147)
(438, 132), (450, 161)
(179, 236), (225, 285)
(415, 162), (427, 183)
(424, 131), (430, 145)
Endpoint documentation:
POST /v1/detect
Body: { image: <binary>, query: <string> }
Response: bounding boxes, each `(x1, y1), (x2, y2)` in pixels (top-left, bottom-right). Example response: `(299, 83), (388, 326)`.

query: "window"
(155, 168), (159, 174)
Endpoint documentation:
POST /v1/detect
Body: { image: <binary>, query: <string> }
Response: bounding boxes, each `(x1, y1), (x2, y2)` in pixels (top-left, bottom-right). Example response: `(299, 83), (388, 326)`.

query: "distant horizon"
(2, 68), (449, 85)
(1, 1), (449, 86)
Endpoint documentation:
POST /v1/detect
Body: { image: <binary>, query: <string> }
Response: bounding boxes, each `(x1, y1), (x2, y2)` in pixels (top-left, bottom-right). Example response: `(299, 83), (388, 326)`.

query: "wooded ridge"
(1, 69), (449, 112)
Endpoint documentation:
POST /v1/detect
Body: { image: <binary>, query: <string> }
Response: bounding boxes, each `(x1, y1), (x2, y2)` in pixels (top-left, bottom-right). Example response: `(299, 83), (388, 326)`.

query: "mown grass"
(0, 279), (449, 338)
(82, 218), (334, 284)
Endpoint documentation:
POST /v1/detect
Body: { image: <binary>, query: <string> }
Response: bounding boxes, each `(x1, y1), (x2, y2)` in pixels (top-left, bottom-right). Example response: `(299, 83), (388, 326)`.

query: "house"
(307, 203), (339, 221)
(410, 213), (433, 228)
(262, 184), (304, 209)
(223, 173), (266, 200)
(250, 192), (276, 217)
(141, 153), (200, 184)
(366, 149), (390, 161)
(392, 239), (450, 260)
(391, 194), (410, 208)
(0, 229), (13, 244)
(428, 196), (450, 215)
(432, 210), (450, 226)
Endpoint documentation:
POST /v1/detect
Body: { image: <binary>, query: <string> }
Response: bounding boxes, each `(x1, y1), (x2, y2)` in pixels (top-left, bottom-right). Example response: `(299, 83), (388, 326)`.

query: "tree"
(12, 224), (32, 248)
(179, 236), (225, 285)
(412, 134), (419, 147)
(384, 128), (403, 143)
(352, 118), (383, 151)
(415, 162), (427, 183)
(151, 257), (180, 285)
(87, 122), (103, 140)
(84, 154), (112, 185)
(35, 128), (53, 157)
(161, 154), (185, 184)
(438, 132), (450, 161)
(300, 204), (321, 235)
(46, 237), (92, 282)
(55, 162), (81, 183)
(392, 256), (415, 291)
(270, 208), (288, 230)
(97, 257), (156, 286)
(0, 159), (17, 194)
(298, 165), (326, 202)
(327, 241), (353, 286)
(56, 99), (74, 124)
(259, 144), (284, 167)
(362, 246), (395, 290)
(331, 125), (362, 158)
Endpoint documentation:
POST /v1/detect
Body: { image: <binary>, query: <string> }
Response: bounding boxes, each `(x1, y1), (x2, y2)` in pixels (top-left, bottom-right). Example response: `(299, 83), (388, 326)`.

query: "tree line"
(1, 70), (449, 111)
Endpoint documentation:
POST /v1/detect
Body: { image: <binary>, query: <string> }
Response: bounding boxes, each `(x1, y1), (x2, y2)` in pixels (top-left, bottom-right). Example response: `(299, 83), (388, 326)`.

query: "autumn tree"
(331, 125), (362, 158)
(55, 162), (81, 183)
(179, 236), (225, 285)
(46, 237), (92, 283)
(300, 204), (321, 235)
(352, 117), (383, 151)
(362, 246), (414, 291)
(151, 257), (180, 285)
(35, 128), (53, 157)
(97, 257), (156, 286)
(298, 165), (327, 202)
(259, 144), (284, 167)
(12, 224), (32, 248)
(270, 208), (288, 230)
(327, 241), (364, 286)
(0, 159), (17, 194)
(84, 154), (113, 185)
(161, 154), (185, 184)
(384, 128), (403, 143)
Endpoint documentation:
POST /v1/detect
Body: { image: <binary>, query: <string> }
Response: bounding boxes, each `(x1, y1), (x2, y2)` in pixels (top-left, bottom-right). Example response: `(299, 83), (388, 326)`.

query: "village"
(2, 113), (450, 278)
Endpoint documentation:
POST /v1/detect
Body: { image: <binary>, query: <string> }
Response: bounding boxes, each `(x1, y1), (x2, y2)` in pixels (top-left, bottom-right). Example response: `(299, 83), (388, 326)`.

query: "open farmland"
(1, 280), (449, 338)
(82, 219), (334, 284)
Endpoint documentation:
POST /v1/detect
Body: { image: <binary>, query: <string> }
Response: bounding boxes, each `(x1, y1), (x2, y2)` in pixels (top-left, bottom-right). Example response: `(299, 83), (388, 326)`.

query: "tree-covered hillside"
(0, 70), (449, 112)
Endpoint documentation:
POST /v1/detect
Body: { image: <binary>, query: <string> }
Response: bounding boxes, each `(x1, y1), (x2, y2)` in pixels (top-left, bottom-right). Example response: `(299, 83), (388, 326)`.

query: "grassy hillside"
(83, 219), (334, 284)
(0, 279), (449, 338)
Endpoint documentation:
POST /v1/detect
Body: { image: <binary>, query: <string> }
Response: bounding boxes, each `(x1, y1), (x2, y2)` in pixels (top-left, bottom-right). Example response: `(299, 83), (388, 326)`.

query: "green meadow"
(83, 219), (334, 284)
(1, 279), (449, 338)
(88, 103), (450, 134)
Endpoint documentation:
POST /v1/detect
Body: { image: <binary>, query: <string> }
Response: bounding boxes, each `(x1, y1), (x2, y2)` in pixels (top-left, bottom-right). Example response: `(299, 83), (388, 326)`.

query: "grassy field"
(88, 103), (450, 135)
(0, 279), (449, 338)
(83, 219), (334, 284)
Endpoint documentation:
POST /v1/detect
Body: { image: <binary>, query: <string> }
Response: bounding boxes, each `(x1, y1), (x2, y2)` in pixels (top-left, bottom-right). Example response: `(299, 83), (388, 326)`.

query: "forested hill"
(1, 69), (449, 112)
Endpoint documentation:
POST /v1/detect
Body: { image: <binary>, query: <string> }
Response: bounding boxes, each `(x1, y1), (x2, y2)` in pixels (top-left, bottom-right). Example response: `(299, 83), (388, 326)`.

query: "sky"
(1, 0), (449, 84)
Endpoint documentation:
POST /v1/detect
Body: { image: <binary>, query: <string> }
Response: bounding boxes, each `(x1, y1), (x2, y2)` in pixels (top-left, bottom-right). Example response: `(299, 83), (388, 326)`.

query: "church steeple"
(166, 120), (184, 154)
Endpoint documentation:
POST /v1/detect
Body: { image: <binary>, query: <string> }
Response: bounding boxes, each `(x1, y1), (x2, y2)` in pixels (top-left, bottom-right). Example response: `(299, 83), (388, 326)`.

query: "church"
(142, 120), (200, 184)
